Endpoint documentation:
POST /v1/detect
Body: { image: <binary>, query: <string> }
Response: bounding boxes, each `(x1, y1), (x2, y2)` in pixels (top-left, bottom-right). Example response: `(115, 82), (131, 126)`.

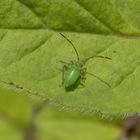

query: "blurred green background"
(0, 87), (120, 140)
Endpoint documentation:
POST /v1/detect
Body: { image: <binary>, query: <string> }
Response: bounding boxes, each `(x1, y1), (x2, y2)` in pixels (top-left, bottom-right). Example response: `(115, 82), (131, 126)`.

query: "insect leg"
(59, 60), (69, 64)
(80, 68), (87, 83)
(81, 68), (87, 74)
(79, 82), (85, 88)
(70, 61), (76, 65)
(83, 55), (112, 64)
(62, 65), (68, 85)
(76, 78), (85, 89)
(86, 72), (111, 88)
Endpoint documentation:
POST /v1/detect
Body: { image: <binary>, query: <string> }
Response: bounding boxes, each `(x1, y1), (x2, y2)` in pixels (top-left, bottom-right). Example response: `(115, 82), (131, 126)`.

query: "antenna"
(59, 33), (80, 61)
(87, 72), (111, 88)
(83, 55), (112, 64)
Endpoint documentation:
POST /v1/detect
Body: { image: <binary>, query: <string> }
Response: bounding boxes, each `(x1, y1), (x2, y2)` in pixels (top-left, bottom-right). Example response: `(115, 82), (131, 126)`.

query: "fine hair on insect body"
(59, 33), (112, 91)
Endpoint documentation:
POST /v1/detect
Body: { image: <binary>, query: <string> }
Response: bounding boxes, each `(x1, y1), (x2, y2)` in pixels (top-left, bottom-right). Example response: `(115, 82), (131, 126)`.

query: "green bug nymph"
(60, 33), (112, 90)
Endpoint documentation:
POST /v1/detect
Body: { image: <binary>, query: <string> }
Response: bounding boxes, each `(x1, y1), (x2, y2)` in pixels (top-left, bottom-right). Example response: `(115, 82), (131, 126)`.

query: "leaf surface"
(0, 0), (140, 116)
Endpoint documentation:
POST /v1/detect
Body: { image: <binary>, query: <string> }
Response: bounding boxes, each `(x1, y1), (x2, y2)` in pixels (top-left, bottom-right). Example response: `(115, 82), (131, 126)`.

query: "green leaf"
(36, 106), (120, 140)
(0, 0), (140, 117)
(0, 0), (140, 36)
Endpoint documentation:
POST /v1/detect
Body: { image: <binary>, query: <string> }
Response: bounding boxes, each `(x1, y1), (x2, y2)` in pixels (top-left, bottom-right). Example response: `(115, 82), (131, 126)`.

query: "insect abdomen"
(64, 65), (80, 88)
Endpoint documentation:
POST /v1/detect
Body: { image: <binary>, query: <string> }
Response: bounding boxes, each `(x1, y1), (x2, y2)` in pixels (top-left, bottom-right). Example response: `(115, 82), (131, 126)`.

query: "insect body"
(64, 63), (81, 88)
(60, 33), (111, 90)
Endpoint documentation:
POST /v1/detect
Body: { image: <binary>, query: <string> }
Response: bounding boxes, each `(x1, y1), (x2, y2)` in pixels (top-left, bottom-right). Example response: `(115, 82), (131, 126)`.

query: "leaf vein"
(74, 0), (116, 33)
(114, 62), (140, 88)
(0, 31), (8, 42)
(6, 34), (53, 68)
(16, 0), (46, 27)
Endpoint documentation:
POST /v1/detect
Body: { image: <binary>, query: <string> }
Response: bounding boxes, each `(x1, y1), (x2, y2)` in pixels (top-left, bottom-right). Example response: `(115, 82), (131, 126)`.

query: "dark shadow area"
(117, 113), (140, 140)
(64, 78), (83, 92)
